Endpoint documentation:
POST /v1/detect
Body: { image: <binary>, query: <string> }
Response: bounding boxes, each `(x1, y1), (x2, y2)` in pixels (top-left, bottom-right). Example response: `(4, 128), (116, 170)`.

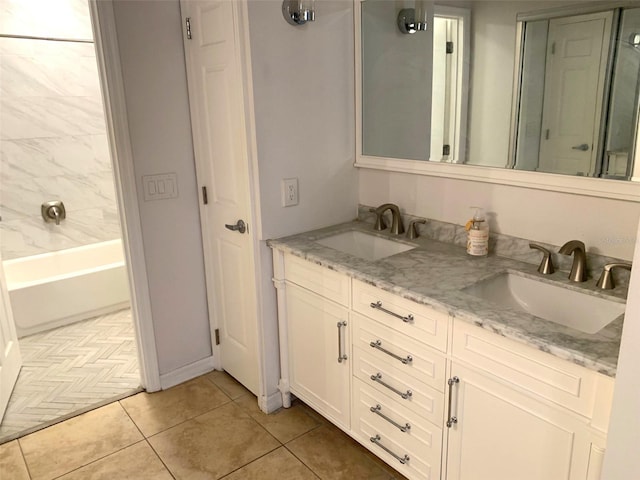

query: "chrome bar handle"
(370, 404), (411, 433)
(369, 340), (413, 365)
(370, 373), (412, 400)
(446, 376), (460, 428)
(336, 321), (347, 363)
(370, 301), (414, 323)
(370, 435), (410, 465)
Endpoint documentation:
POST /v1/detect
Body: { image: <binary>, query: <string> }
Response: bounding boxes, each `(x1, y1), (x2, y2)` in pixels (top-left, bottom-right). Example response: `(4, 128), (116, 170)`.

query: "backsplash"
(358, 205), (632, 290)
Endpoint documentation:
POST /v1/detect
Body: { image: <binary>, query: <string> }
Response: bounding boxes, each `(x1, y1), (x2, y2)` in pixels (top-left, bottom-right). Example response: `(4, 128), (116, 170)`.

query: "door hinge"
(545, 129), (550, 140)
(185, 17), (192, 40)
(446, 41), (454, 54)
(443, 144), (451, 156)
(214, 328), (220, 345)
(202, 186), (208, 205)
(550, 41), (555, 55)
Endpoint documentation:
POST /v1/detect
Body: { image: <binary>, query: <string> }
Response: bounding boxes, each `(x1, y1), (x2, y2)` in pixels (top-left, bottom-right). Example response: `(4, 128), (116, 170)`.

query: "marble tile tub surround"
(268, 221), (625, 377)
(0, 33), (121, 260)
(359, 205), (633, 290)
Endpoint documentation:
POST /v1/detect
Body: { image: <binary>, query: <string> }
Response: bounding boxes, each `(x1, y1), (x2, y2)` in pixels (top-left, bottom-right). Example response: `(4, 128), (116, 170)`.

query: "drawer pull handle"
(370, 372), (412, 400)
(446, 376), (460, 428)
(370, 301), (414, 323)
(370, 404), (411, 433)
(369, 340), (413, 365)
(370, 435), (410, 464)
(336, 321), (348, 363)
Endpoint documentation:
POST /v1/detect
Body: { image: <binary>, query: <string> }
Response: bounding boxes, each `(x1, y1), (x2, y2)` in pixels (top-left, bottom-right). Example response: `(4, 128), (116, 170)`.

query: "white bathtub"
(3, 239), (130, 338)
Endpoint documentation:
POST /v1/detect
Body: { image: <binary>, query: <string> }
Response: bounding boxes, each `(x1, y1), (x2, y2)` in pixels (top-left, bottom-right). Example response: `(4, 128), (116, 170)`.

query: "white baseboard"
(159, 356), (216, 390)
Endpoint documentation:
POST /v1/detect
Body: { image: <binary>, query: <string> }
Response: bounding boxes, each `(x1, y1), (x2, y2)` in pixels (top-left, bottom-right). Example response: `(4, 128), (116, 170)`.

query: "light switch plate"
(282, 178), (299, 207)
(143, 173), (178, 201)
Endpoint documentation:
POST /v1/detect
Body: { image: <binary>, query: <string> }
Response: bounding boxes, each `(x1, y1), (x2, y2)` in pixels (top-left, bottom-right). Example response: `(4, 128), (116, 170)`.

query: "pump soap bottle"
(466, 207), (489, 256)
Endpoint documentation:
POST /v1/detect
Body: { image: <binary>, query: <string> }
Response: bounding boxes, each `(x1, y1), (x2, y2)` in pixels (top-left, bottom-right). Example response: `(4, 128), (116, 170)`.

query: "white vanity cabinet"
(271, 249), (613, 480)
(446, 321), (613, 480)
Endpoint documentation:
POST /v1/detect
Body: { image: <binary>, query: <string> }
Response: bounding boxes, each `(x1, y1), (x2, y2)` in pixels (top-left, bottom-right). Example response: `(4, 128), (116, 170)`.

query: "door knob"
(571, 144), (589, 151)
(224, 219), (246, 234)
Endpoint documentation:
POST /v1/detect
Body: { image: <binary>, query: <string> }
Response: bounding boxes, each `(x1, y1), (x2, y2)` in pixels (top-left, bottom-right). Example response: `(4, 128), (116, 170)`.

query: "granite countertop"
(267, 221), (625, 377)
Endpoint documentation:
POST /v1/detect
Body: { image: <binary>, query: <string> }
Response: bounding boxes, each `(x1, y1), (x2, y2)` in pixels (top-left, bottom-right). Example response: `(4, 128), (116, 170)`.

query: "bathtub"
(3, 239), (130, 338)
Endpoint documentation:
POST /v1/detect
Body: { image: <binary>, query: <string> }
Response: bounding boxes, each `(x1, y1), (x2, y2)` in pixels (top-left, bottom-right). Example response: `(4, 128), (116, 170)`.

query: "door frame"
(89, 0), (161, 391)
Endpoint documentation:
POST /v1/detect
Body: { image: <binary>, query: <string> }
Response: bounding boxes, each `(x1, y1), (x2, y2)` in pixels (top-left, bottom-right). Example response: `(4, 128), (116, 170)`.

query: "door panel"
(0, 255), (22, 422)
(181, 0), (259, 394)
(538, 12), (612, 176)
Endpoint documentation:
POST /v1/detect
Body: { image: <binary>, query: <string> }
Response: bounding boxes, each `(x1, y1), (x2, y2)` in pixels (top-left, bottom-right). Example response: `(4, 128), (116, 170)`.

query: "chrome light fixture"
(282, 0), (315, 26)
(397, 0), (428, 34)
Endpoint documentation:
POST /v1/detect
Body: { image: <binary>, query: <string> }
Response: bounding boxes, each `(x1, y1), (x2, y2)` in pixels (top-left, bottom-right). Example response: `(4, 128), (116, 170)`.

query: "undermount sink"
(463, 273), (626, 334)
(315, 230), (416, 261)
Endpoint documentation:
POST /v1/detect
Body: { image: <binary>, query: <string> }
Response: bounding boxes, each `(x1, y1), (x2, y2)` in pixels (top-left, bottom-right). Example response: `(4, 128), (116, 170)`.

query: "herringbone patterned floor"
(0, 308), (141, 442)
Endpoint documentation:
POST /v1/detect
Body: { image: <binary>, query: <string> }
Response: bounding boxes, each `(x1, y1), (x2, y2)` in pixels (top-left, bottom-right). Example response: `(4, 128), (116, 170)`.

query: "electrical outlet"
(282, 178), (299, 207)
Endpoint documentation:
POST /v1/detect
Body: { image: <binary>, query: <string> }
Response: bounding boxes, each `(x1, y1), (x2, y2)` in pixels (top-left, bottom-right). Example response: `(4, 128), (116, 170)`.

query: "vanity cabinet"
(272, 250), (613, 480)
(280, 255), (351, 429)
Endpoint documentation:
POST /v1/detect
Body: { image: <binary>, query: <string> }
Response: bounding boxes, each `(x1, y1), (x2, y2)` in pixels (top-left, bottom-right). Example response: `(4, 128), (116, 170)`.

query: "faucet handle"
(406, 219), (426, 240)
(369, 207), (387, 231)
(529, 243), (555, 275)
(596, 262), (632, 290)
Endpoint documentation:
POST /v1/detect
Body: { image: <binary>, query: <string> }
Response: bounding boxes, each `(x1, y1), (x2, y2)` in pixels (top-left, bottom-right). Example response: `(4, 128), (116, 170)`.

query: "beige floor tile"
(222, 446), (318, 480)
(0, 440), (30, 480)
(286, 424), (394, 480)
(234, 395), (321, 443)
(19, 402), (143, 480)
(206, 370), (251, 399)
(120, 376), (231, 436)
(149, 402), (280, 479)
(57, 441), (172, 480)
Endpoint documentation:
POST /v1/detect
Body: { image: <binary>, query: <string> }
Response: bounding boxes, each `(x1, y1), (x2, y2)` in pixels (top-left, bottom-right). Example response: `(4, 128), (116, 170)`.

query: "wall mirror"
(355, 1), (640, 201)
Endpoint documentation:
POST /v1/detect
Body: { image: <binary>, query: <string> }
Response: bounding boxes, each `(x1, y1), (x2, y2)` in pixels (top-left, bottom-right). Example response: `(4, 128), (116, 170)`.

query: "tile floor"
(0, 309), (140, 442)
(0, 371), (408, 480)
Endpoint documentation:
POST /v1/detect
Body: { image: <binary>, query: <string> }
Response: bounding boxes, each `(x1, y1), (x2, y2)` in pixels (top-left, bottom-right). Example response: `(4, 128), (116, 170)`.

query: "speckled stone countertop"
(268, 221), (625, 377)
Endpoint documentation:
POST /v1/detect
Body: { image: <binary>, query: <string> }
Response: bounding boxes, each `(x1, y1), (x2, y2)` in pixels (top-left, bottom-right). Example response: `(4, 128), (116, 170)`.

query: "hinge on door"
(551, 41), (555, 55)
(214, 328), (220, 345)
(185, 17), (192, 40)
(202, 186), (208, 205)
(446, 41), (454, 54)
(443, 144), (451, 156)
(545, 129), (550, 140)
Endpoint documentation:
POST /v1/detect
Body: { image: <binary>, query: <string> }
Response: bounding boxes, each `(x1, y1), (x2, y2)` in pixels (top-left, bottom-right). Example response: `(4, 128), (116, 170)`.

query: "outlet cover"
(143, 173), (179, 201)
(282, 178), (299, 207)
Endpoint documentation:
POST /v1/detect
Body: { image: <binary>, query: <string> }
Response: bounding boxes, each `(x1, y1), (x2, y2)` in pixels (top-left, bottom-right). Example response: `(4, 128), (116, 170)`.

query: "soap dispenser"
(466, 207), (489, 256)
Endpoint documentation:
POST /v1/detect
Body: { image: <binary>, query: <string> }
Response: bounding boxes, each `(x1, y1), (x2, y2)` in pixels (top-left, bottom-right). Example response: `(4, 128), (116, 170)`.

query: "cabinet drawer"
(453, 320), (600, 418)
(284, 254), (350, 307)
(352, 280), (449, 352)
(353, 347), (444, 426)
(352, 378), (442, 480)
(353, 312), (446, 392)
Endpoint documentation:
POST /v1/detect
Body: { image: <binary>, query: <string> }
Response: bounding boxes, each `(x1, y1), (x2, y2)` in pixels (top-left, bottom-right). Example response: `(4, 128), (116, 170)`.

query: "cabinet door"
(446, 363), (590, 480)
(286, 284), (350, 428)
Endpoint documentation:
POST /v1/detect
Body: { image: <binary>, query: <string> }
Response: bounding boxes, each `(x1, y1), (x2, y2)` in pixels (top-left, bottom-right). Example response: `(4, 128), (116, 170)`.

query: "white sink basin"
(463, 273), (625, 334)
(316, 231), (416, 261)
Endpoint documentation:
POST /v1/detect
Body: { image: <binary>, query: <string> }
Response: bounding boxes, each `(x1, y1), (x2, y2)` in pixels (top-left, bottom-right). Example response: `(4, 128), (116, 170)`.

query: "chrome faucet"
(558, 240), (587, 282)
(596, 262), (632, 290)
(371, 203), (405, 235)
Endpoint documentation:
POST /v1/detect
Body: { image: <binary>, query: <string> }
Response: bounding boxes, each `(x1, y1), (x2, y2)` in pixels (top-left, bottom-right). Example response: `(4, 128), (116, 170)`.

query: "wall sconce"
(282, 0), (315, 26)
(397, 0), (428, 34)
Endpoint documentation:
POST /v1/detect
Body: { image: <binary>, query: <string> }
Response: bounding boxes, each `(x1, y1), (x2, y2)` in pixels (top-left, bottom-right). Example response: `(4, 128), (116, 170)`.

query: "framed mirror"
(354, 0), (640, 202)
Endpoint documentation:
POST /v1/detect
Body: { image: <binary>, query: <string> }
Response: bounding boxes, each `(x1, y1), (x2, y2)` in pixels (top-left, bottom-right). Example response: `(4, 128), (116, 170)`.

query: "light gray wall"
(111, 0), (211, 375)
(246, 0), (358, 406)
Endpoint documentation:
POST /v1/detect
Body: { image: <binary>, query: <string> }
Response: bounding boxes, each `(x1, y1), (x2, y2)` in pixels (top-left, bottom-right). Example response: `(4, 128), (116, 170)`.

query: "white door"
(538, 12), (612, 176)
(181, 0), (259, 394)
(0, 254), (22, 422)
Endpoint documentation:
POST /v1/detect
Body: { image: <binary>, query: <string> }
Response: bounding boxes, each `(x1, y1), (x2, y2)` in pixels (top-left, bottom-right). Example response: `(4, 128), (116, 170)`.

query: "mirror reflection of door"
(538, 12), (612, 176)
